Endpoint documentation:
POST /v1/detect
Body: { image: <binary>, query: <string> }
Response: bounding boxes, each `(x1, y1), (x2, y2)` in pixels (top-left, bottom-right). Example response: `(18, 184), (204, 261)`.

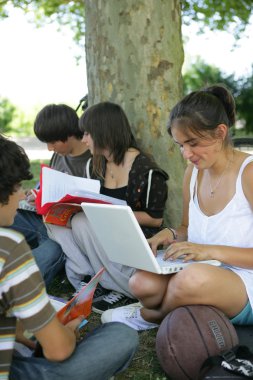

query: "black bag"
(201, 345), (253, 379)
(200, 324), (253, 379)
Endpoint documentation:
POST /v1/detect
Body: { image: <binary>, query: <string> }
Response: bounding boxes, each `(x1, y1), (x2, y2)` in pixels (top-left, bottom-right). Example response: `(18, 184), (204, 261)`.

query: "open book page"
(36, 166), (127, 222)
(41, 166), (101, 206)
(50, 296), (88, 330)
(57, 267), (105, 325)
(74, 191), (127, 205)
(43, 196), (126, 227)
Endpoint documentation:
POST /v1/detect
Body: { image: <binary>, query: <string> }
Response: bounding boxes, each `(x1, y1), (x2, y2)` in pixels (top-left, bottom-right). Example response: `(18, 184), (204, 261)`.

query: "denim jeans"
(11, 210), (65, 287)
(10, 322), (139, 380)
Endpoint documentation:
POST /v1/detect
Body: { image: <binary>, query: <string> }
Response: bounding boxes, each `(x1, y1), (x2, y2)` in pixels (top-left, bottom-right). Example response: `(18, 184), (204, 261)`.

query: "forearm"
(134, 211), (163, 228)
(35, 317), (77, 361)
(210, 245), (253, 268)
(42, 325), (76, 361)
(148, 224), (188, 254)
(175, 225), (188, 242)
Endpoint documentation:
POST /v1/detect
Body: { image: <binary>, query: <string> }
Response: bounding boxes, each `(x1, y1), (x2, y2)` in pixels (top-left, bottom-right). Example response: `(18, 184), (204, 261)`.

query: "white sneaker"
(101, 302), (159, 331)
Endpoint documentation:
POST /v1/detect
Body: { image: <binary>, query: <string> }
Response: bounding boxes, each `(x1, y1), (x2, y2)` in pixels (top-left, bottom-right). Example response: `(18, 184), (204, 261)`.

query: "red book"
(35, 166), (126, 226)
(34, 268), (105, 358)
(57, 267), (105, 325)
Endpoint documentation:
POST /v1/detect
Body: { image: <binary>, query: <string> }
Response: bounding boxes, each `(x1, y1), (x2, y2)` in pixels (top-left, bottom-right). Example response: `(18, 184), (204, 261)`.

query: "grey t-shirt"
(50, 150), (91, 177)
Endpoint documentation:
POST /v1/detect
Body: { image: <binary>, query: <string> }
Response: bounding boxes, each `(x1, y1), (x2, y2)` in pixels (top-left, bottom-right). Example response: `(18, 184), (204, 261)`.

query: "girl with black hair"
(46, 102), (168, 314)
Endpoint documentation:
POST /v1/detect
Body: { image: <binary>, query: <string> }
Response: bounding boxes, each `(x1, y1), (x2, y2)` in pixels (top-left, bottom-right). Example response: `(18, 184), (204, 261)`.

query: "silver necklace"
(106, 161), (115, 179)
(207, 160), (230, 198)
(109, 168), (114, 179)
(107, 160), (133, 180)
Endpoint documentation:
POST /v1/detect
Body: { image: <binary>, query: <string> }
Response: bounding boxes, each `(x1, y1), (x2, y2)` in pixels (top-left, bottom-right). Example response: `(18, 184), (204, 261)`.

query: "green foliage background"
(183, 59), (253, 134)
(0, 97), (36, 136)
(0, 97), (16, 134)
(0, 0), (252, 135)
(0, 1), (252, 46)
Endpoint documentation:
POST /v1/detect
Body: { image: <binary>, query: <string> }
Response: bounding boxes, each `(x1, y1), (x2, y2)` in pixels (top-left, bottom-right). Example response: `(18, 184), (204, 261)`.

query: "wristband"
(166, 227), (177, 240)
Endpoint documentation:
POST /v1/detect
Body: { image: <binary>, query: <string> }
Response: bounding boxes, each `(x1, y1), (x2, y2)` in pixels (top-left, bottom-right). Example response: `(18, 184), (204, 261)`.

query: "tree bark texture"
(84, 0), (185, 226)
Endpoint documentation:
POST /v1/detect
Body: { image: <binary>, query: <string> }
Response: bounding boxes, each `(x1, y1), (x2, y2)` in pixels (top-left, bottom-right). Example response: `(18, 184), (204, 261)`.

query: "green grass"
(49, 272), (167, 379)
(23, 159), (49, 190)
(26, 159), (168, 380)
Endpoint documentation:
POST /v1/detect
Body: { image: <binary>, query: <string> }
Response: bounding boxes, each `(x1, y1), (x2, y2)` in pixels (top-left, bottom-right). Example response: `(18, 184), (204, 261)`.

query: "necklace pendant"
(210, 191), (214, 198)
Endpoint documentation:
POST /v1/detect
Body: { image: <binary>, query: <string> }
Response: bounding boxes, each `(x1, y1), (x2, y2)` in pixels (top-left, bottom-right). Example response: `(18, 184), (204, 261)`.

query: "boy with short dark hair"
(0, 136), (138, 380)
(11, 104), (91, 287)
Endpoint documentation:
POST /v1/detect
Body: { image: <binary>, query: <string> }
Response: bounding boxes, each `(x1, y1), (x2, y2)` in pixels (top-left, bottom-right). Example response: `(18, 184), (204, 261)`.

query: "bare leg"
(129, 270), (175, 308)
(130, 265), (248, 324)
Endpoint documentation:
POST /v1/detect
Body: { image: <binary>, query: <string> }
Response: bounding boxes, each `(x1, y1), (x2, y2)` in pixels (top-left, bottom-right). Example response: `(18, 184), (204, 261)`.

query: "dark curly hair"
(0, 136), (33, 205)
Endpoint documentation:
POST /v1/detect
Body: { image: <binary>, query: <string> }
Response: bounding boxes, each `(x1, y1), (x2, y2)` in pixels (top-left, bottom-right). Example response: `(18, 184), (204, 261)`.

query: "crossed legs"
(129, 264), (248, 324)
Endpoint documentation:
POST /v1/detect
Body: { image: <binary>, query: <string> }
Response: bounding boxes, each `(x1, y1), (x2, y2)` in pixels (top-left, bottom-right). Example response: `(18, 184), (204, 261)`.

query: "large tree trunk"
(84, 0), (185, 226)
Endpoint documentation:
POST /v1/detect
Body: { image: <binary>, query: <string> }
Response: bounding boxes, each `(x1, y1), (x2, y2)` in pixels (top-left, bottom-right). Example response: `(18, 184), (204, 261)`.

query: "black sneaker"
(92, 291), (137, 314)
(93, 283), (110, 302)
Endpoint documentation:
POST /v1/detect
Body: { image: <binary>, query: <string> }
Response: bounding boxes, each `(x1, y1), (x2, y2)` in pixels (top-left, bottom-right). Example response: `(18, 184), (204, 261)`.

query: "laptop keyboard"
(156, 251), (185, 267)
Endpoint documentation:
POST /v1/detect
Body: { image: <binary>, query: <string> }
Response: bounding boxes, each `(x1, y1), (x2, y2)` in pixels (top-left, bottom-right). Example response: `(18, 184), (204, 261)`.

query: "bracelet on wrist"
(166, 227), (177, 241)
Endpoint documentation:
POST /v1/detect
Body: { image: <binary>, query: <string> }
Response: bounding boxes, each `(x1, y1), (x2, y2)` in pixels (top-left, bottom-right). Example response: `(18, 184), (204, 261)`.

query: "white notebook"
(81, 203), (221, 274)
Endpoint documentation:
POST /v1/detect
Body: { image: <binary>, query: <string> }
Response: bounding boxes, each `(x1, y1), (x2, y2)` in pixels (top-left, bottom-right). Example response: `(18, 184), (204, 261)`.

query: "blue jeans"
(10, 323), (139, 380)
(11, 210), (65, 287)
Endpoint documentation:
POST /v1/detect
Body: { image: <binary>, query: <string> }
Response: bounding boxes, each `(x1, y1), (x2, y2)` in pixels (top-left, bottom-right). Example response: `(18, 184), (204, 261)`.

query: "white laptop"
(81, 203), (221, 275)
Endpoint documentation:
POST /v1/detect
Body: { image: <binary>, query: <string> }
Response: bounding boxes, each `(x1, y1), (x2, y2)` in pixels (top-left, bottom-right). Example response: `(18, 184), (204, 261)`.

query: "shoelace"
(123, 304), (158, 329)
(94, 284), (107, 298)
(125, 304), (142, 319)
(103, 291), (125, 304)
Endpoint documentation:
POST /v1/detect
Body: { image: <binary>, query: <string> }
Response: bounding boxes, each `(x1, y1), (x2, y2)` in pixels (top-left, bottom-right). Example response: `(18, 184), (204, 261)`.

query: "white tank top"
(188, 155), (253, 309)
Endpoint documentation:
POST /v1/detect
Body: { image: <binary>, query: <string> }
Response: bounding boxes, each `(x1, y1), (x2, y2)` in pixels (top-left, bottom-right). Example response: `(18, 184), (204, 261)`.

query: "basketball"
(155, 305), (239, 380)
